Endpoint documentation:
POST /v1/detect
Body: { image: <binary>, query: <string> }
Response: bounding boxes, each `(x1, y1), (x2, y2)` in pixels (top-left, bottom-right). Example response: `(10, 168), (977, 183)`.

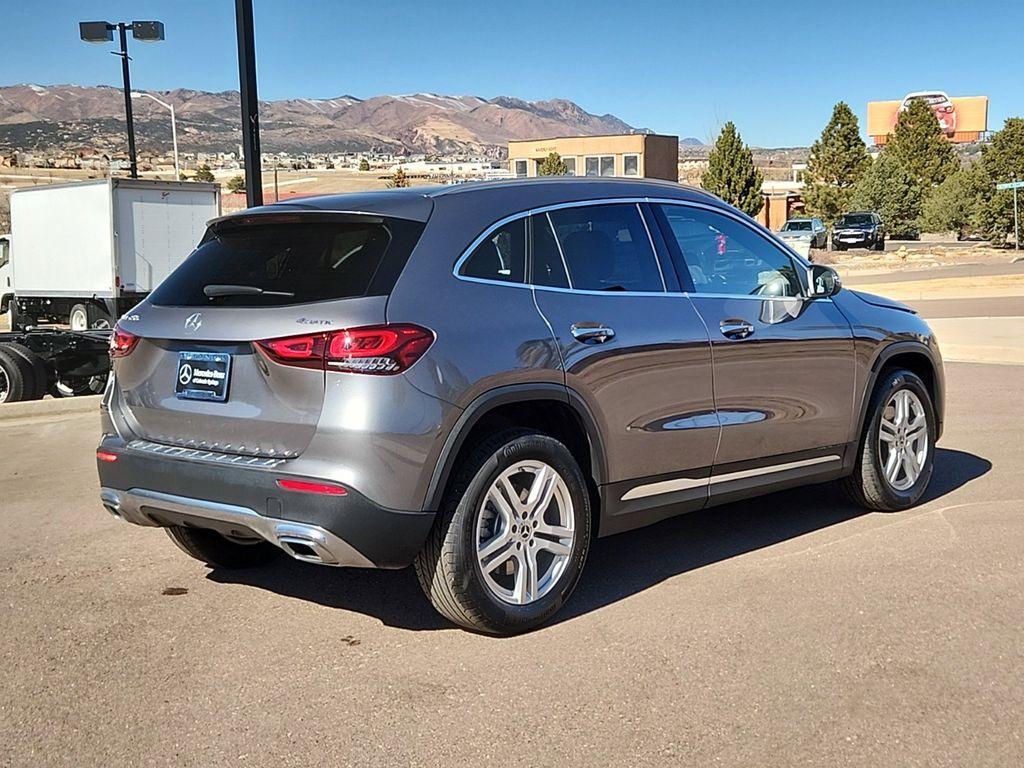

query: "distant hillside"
(0, 84), (642, 156)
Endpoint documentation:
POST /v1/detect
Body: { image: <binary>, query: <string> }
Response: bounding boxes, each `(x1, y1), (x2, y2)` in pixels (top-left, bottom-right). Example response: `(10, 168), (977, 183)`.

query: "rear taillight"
(256, 324), (434, 375)
(96, 450), (119, 463)
(276, 478), (348, 496)
(109, 326), (139, 358)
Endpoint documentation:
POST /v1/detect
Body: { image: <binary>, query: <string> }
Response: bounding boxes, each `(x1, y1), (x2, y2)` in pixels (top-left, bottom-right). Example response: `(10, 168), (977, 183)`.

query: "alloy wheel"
(878, 389), (929, 491)
(474, 460), (575, 605)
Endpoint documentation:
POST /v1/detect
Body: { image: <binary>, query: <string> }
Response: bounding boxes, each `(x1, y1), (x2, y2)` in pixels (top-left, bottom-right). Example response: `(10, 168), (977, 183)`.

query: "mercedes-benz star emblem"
(178, 364), (193, 386)
(184, 312), (203, 332)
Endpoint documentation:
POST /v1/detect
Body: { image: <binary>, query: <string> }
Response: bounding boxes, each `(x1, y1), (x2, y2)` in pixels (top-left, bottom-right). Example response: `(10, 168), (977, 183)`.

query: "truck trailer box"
(10, 178), (220, 299)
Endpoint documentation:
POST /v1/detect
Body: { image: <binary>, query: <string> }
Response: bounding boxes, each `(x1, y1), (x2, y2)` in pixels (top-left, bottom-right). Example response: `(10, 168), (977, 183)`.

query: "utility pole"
(235, 0), (263, 207)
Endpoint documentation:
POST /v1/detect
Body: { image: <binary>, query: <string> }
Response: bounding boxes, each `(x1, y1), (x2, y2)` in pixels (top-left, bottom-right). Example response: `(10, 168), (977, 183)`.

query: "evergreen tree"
(358, 158), (370, 172)
(226, 175), (246, 193)
(977, 118), (1024, 243)
(701, 121), (763, 217)
(387, 166), (410, 188)
(886, 99), (957, 188)
(850, 153), (923, 239)
(537, 152), (568, 176)
(803, 102), (870, 224)
(194, 164), (215, 183)
(919, 165), (986, 237)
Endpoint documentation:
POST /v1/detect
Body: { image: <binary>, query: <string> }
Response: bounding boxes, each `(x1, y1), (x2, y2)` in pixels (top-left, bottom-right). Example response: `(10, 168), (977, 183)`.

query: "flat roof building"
(507, 134), (679, 182)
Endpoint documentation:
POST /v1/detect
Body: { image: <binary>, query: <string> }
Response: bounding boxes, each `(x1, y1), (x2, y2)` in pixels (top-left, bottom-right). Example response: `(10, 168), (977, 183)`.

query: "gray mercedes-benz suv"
(97, 178), (944, 634)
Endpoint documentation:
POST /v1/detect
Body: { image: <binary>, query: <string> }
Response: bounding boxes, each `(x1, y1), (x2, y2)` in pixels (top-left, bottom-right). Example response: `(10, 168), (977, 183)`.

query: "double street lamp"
(79, 20), (165, 179)
(131, 92), (179, 180)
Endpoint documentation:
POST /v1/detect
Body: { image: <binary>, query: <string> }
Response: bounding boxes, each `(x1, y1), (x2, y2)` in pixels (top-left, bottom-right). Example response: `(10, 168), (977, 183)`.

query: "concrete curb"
(0, 395), (102, 421)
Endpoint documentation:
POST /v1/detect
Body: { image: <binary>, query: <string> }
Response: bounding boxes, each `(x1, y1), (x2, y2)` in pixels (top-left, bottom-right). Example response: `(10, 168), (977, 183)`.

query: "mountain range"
(0, 84), (697, 157)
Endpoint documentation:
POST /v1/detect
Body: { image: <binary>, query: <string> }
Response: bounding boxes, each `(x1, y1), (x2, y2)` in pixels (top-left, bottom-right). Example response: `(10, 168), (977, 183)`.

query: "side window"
(460, 218), (526, 283)
(546, 204), (664, 292)
(657, 205), (803, 298)
(530, 214), (569, 288)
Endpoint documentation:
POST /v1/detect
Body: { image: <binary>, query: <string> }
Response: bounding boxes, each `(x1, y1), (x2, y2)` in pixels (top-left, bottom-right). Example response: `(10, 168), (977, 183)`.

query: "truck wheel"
(165, 526), (279, 569)
(0, 346), (38, 403)
(415, 429), (592, 635)
(0, 342), (46, 400)
(87, 304), (113, 329)
(69, 304), (90, 331)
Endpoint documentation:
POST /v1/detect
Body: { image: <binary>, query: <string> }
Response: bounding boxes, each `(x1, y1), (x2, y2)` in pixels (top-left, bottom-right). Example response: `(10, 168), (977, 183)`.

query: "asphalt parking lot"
(1, 360), (1021, 767)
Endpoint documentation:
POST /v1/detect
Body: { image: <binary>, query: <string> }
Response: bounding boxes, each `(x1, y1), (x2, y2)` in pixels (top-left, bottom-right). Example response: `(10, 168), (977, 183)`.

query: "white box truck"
(5, 178), (220, 331)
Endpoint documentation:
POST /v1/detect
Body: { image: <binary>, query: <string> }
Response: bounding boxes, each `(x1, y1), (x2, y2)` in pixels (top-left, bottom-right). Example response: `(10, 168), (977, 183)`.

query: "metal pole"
(117, 23), (138, 178)
(274, 164), (279, 202)
(235, 0), (263, 207)
(1014, 184), (1020, 251)
(169, 104), (179, 181)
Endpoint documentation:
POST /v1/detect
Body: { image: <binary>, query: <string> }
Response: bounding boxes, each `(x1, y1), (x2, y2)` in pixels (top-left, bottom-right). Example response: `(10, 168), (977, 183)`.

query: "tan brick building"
(507, 134), (679, 182)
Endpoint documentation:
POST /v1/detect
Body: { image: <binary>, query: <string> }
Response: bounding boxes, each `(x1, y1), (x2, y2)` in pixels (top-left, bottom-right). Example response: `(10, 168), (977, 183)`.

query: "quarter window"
(657, 205), (803, 298)
(460, 218), (526, 283)
(546, 204), (663, 292)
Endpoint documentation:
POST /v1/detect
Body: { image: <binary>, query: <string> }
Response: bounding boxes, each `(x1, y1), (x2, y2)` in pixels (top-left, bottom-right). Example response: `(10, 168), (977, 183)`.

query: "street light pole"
(116, 24), (138, 178)
(132, 92), (179, 180)
(235, 0), (263, 207)
(80, 21), (164, 180)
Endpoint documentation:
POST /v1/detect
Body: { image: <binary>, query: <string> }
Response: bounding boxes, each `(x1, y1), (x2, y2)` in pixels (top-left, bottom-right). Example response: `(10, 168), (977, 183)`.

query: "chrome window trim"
(451, 196), (831, 302)
(544, 211), (573, 290)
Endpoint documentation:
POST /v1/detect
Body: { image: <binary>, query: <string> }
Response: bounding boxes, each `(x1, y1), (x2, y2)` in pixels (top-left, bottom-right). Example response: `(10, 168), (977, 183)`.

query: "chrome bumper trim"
(100, 487), (374, 568)
(125, 439), (288, 468)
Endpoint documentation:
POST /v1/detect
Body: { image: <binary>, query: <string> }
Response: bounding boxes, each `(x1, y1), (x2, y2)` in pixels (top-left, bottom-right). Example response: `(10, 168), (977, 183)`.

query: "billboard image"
(867, 92), (988, 144)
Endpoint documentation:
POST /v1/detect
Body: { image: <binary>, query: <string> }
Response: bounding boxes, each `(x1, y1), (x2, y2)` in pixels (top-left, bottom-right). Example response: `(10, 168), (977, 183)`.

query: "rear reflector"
(276, 478), (348, 496)
(256, 324), (434, 375)
(109, 325), (140, 358)
(96, 450), (119, 463)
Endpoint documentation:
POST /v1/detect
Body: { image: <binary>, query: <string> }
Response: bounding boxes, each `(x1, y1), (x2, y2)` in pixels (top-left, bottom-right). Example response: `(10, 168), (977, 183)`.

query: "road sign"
(996, 180), (1024, 190)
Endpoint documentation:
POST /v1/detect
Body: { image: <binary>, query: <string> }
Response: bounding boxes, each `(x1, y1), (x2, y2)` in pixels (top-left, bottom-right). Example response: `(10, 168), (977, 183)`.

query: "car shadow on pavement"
(206, 448), (990, 633)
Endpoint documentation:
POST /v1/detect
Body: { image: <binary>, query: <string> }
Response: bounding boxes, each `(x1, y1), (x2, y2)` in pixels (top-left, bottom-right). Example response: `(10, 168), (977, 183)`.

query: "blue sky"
(3, 0), (1021, 147)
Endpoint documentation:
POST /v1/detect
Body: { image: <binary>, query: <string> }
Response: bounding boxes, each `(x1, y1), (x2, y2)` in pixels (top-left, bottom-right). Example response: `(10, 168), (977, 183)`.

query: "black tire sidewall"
(866, 370), (936, 508)
(450, 433), (591, 633)
(0, 346), (31, 402)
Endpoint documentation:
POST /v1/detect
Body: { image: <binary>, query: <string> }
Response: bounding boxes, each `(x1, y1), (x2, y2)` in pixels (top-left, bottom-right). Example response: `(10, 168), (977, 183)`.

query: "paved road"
(907, 296), (1024, 319)
(2, 363), (1023, 767)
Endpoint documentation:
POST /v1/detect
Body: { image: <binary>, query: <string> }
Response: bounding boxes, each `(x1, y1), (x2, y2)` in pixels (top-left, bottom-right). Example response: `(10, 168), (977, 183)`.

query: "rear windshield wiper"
(203, 284), (295, 298)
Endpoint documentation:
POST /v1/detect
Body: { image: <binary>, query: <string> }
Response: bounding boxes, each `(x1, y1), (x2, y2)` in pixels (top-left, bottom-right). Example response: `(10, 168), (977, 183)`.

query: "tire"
(165, 526), (279, 569)
(844, 369), (936, 511)
(873, 238), (885, 251)
(834, 243), (845, 251)
(0, 345), (39, 403)
(87, 304), (113, 329)
(415, 428), (592, 635)
(69, 304), (89, 331)
(0, 342), (46, 400)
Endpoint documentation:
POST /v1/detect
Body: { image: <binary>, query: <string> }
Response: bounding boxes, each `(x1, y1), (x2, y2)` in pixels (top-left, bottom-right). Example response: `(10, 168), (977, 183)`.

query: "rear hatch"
(111, 212), (424, 458)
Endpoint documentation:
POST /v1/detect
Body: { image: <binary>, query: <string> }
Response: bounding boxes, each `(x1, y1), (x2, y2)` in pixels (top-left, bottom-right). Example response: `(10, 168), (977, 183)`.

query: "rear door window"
(149, 218), (423, 307)
(546, 204), (664, 292)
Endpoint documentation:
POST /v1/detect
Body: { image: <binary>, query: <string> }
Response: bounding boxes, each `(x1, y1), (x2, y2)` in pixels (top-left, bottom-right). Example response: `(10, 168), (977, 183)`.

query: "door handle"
(571, 323), (616, 344)
(719, 319), (754, 340)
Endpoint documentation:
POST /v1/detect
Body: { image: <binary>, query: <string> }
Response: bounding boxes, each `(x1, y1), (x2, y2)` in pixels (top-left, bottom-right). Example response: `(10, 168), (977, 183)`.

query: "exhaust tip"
(277, 537), (327, 563)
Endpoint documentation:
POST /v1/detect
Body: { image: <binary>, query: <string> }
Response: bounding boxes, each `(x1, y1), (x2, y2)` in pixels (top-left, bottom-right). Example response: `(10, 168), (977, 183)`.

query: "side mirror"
(808, 264), (841, 298)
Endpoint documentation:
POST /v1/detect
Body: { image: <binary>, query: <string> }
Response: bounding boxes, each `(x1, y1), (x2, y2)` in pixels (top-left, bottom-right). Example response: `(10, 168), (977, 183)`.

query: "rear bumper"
(96, 439), (436, 569)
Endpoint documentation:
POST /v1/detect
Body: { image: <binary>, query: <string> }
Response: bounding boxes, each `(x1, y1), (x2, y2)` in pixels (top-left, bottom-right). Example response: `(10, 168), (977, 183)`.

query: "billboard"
(867, 92), (988, 144)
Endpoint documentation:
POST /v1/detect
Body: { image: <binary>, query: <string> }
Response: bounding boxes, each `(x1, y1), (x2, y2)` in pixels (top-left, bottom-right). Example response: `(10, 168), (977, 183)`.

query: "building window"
(584, 155), (615, 177)
(623, 154), (640, 176)
(562, 156), (576, 176)
(513, 159), (528, 178)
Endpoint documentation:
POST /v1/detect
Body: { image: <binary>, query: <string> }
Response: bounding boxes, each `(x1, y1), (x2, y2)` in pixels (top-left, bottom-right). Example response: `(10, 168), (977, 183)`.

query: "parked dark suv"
(833, 211), (886, 251)
(97, 178), (944, 634)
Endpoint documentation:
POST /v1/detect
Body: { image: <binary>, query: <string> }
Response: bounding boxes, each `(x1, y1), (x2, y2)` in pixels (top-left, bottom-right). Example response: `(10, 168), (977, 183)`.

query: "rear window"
(149, 218), (423, 307)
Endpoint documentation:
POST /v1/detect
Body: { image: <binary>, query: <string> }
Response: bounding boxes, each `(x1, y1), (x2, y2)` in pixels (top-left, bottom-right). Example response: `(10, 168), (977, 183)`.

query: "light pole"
(132, 92), (179, 180)
(79, 20), (165, 179)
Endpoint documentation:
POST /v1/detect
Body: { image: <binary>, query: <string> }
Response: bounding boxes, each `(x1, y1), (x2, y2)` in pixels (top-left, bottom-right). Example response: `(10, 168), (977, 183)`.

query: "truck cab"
(0, 234), (12, 321)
